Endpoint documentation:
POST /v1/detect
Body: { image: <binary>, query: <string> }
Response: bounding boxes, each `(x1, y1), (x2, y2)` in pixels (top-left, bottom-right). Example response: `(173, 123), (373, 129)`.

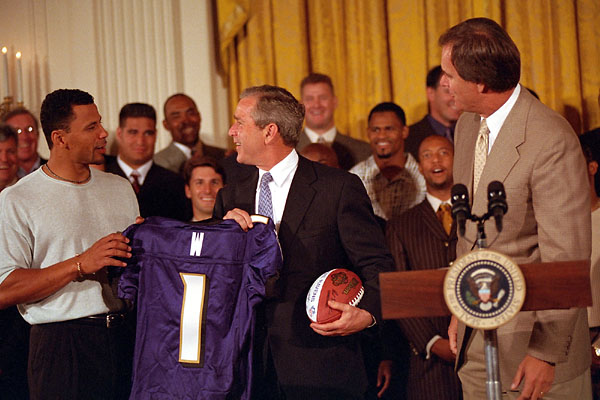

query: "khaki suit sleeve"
(526, 118), (591, 363)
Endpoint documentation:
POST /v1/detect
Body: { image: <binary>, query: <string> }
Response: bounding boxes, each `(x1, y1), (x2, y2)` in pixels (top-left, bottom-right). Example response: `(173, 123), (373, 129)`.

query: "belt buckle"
(105, 313), (123, 328)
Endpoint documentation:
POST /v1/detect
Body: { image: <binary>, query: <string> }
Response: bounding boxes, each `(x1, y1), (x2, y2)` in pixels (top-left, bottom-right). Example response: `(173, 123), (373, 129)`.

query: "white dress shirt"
(426, 193), (451, 212)
(174, 142), (193, 159)
(117, 156), (153, 186)
(305, 126), (337, 143)
(255, 150), (299, 230)
(484, 84), (521, 153)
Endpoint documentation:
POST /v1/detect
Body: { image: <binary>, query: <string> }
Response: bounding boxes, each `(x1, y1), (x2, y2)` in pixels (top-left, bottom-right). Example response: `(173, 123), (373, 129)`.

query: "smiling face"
(117, 117), (156, 168)
(62, 104), (108, 166)
(418, 135), (454, 193)
(5, 112), (39, 163)
(185, 165), (224, 220)
(301, 82), (337, 133)
(229, 96), (267, 167)
(367, 111), (408, 160)
(0, 136), (18, 190)
(163, 95), (201, 148)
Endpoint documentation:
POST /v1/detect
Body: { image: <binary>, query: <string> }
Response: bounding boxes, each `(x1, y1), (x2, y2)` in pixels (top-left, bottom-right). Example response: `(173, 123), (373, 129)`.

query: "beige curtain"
(217, 0), (600, 143)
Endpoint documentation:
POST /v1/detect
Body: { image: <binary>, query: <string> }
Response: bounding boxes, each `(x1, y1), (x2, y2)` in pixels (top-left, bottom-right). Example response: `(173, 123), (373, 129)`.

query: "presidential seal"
(444, 249), (525, 330)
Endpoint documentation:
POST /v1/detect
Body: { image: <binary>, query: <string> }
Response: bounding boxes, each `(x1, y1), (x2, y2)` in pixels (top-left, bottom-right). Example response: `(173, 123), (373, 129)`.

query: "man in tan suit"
(440, 18), (591, 400)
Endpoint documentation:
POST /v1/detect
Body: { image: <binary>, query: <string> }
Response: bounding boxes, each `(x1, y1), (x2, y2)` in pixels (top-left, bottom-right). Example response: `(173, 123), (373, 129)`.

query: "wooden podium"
(380, 259), (591, 320)
(381, 259), (591, 399)
(380, 259), (591, 399)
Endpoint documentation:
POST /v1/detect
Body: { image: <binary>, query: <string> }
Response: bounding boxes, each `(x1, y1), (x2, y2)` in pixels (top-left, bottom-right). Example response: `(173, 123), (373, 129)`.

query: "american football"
(306, 268), (365, 323)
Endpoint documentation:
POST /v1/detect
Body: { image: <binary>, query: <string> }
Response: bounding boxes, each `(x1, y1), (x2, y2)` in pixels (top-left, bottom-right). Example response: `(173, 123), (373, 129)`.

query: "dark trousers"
(251, 336), (364, 400)
(0, 306), (30, 400)
(28, 316), (134, 400)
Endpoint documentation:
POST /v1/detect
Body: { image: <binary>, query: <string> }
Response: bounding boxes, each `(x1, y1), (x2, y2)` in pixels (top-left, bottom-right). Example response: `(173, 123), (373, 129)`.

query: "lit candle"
(1, 47), (8, 98)
(15, 52), (23, 103)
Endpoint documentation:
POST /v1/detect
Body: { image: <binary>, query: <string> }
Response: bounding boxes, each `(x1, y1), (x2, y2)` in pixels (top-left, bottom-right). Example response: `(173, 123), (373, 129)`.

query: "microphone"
(487, 181), (508, 233)
(451, 184), (470, 237)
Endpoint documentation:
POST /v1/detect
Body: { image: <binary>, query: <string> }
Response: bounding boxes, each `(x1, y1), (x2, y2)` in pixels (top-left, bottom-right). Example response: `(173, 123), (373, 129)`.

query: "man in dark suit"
(154, 93), (226, 173)
(386, 135), (461, 400)
(106, 103), (190, 221)
(296, 73), (371, 170)
(441, 18), (591, 399)
(582, 88), (600, 196)
(2, 107), (48, 177)
(213, 85), (394, 400)
(405, 66), (461, 160)
(0, 124), (29, 400)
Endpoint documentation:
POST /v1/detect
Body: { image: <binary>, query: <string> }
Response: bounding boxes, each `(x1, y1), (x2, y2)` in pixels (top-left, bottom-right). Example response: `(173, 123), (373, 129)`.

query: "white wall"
(0, 0), (230, 158)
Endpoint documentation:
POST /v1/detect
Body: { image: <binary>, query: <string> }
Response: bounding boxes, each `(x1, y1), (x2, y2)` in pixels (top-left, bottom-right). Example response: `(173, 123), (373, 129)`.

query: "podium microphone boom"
(487, 181), (508, 233)
(451, 184), (470, 237)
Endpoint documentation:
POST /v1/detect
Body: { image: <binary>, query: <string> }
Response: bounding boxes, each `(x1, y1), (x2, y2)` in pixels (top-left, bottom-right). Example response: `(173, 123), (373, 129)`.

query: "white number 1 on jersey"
(179, 273), (207, 365)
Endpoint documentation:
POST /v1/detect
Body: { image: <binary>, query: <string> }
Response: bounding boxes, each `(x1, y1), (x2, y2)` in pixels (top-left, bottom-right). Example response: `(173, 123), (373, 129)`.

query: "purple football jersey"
(118, 217), (282, 400)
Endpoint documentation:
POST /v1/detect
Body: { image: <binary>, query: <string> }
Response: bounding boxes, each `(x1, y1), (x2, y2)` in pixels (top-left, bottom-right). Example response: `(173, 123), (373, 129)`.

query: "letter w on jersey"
(190, 232), (205, 256)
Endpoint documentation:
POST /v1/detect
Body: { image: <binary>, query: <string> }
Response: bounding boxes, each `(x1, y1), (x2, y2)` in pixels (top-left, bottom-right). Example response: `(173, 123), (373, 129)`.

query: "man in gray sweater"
(0, 89), (140, 400)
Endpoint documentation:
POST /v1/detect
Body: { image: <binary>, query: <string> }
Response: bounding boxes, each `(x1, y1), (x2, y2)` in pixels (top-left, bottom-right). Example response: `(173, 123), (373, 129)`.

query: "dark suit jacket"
(214, 155), (394, 398)
(219, 152), (257, 184)
(105, 156), (191, 221)
(405, 116), (437, 160)
(386, 199), (461, 400)
(296, 130), (371, 170)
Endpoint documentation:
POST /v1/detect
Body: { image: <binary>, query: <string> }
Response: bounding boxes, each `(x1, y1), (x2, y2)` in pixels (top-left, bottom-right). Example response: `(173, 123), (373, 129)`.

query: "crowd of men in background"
(0, 17), (599, 400)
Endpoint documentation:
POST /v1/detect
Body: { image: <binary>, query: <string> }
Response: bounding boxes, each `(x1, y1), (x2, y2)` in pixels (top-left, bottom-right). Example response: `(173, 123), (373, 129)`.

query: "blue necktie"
(258, 172), (274, 219)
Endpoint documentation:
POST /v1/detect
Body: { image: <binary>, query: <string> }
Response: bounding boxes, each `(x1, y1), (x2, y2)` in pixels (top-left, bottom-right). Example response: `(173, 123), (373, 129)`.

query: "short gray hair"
(240, 85), (305, 147)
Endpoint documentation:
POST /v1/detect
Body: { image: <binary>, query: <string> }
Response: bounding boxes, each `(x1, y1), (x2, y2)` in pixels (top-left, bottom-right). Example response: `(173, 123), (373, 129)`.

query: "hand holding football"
(306, 268), (364, 324)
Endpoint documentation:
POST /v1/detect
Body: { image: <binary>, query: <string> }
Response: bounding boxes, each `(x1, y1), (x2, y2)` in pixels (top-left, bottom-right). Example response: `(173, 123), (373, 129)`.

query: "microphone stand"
(467, 212), (502, 400)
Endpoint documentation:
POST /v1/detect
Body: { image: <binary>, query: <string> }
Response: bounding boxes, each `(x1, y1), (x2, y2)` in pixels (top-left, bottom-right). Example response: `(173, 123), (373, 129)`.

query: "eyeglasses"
(16, 126), (36, 135)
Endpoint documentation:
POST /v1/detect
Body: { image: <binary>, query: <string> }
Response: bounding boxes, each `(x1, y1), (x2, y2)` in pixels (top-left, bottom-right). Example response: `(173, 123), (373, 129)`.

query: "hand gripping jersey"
(118, 217), (282, 400)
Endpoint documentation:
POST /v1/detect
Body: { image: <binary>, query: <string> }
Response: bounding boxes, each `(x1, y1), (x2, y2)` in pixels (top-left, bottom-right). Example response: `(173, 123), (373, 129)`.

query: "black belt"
(79, 313), (127, 328)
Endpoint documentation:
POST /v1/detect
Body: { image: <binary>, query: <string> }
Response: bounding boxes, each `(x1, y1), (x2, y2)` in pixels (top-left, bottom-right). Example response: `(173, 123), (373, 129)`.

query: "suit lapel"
(233, 167), (258, 214)
(138, 163), (160, 194)
(417, 200), (450, 241)
(280, 157), (317, 239)
(472, 90), (530, 214)
(297, 131), (311, 150)
(105, 156), (127, 179)
(454, 113), (480, 198)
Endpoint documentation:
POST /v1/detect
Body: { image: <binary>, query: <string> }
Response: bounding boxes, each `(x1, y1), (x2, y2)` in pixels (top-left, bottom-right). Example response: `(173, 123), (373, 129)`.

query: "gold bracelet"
(76, 261), (84, 279)
(75, 253), (84, 279)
